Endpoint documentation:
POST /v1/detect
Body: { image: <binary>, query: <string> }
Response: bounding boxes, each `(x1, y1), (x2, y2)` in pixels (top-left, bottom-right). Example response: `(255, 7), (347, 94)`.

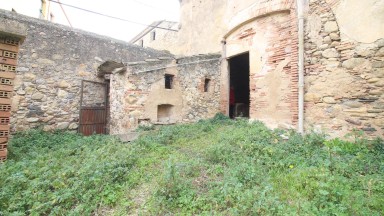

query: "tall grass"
(1, 114), (383, 215)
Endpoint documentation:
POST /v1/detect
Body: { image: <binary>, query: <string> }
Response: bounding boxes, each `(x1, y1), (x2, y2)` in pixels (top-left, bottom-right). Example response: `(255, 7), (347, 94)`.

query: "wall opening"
(229, 52), (250, 118)
(79, 80), (107, 136)
(157, 104), (174, 123)
(165, 74), (174, 89)
(204, 78), (211, 92)
(151, 31), (156, 41)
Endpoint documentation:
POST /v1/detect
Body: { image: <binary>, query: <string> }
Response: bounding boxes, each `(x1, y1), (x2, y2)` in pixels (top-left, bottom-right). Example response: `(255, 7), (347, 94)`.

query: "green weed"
(0, 117), (383, 215)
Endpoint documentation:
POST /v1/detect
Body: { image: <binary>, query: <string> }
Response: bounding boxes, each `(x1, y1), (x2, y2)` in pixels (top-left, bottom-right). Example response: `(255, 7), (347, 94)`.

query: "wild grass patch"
(1, 114), (383, 215)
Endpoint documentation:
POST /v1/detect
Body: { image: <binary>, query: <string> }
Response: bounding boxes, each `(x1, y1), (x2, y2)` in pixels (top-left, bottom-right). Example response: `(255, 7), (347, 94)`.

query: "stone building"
(129, 20), (179, 52)
(163, 0), (384, 138)
(0, 0), (383, 161)
(108, 54), (221, 134)
(0, 9), (222, 160)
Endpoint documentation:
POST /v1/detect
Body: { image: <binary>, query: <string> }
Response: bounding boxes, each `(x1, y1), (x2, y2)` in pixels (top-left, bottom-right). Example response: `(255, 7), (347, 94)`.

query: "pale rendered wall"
(175, 0), (295, 56)
(134, 21), (179, 53)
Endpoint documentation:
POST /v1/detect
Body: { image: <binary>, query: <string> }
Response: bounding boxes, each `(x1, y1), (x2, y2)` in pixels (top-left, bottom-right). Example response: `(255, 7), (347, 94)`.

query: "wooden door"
(78, 80), (108, 136)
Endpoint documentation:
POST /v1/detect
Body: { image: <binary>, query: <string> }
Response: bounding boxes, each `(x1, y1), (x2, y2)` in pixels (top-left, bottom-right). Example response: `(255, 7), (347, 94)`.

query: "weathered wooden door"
(78, 80), (108, 136)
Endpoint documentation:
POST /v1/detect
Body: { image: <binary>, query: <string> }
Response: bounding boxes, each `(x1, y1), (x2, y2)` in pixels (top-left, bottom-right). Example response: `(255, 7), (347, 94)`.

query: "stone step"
(116, 132), (140, 142)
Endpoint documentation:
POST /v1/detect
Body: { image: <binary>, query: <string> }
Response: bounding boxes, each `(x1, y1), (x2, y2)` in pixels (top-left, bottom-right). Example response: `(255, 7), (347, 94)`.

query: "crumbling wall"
(304, 0), (384, 137)
(223, 0), (298, 129)
(110, 54), (221, 134)
(178, 55), (221, 121)
(0, 9), (171, 132)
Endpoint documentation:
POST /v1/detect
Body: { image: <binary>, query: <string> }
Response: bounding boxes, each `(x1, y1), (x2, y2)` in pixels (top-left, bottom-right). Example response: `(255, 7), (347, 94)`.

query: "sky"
(0, 0), (180, 42)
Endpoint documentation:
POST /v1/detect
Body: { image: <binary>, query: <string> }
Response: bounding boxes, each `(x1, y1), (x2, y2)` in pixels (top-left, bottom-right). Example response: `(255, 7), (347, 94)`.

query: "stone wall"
(109, 54), (221, 134)
(0, 9), (171, 132)
(304, 0), (384, 137)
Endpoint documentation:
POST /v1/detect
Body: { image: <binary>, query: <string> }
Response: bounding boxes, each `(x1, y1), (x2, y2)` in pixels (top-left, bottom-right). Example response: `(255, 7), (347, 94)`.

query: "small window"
(139, 39), (144, 47)
(165, 74), (174, 89)
(204, 78), (211, 92)
(151, 31), (156, 41)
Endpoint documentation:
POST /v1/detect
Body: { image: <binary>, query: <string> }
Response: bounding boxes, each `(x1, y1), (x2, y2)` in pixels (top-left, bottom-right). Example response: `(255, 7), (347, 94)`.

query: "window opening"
(157, 104), (174, 123)
(151, 31), (156, 41)
(165, 74), (174, 89)
(139, 39), (144, 47)
(204, 78), (211, 92)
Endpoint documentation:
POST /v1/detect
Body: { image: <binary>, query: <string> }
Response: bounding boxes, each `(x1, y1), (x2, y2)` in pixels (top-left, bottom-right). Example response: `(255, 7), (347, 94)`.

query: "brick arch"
(224, 0), (295, 39)
(221, 1), (299, 128)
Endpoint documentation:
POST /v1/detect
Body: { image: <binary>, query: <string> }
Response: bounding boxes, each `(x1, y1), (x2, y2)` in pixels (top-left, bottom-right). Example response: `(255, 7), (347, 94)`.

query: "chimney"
(40, 0), (48, 19)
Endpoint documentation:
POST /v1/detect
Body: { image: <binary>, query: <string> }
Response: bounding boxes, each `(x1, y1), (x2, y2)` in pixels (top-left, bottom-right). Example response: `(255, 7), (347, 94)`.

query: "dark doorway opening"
(229, 52), (250, 118)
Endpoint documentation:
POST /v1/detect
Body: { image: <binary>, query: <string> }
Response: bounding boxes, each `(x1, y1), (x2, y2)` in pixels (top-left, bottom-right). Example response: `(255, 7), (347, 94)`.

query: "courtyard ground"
(0, 114), (383, 215)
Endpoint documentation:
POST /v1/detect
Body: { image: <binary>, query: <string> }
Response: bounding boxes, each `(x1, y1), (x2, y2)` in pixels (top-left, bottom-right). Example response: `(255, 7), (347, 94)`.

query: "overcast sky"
(0, 0), (180, 42)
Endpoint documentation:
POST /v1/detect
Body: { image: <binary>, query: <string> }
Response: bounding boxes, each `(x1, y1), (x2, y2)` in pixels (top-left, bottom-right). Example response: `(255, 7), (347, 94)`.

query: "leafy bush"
(0, 130), (138, 215)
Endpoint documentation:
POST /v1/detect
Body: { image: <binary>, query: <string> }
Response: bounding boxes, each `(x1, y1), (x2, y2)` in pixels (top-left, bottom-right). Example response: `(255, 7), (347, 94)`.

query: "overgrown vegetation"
(1, 114), (383, 215)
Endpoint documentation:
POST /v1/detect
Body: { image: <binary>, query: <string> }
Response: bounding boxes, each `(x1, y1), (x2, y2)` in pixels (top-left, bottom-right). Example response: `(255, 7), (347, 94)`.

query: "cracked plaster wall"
(304, 0), (384, 137)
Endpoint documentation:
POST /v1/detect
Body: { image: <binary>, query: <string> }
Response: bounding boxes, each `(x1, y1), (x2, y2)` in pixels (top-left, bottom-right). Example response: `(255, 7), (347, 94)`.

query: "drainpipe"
(221, 39), (229, 116)
(297, 0), (305, 134)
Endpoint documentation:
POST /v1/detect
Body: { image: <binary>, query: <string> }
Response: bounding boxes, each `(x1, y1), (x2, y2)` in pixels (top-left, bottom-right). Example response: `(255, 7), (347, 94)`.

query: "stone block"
(324, 21), (338, 33)
(52, 54), (63, 60)
(369, 89), (383, 95)
(373, 119), (384, 127)
(345, 118), (362, 126)
(57, 122), (70, 130)
(57, 89), (68, 98)
(68, 123), (79, 130)
(23, 73), (36, 81)
(372, 61), (384, 68)
(26, 118), (39, 123)
(343, 100), (363, 108)
(376, 47), (384, 57)
(322, 48), (339, 58)
(31, 92), (44, 100)
(345, 107), (368, 113)
(323, 96), (336, 104)
(323, 36), (332, 44)
(367, 78), (380, 83)
(329, 33), (340, 40)
(305, 93), (321, 102)
(367, 109), (383, 113)
(37, 58), (55, 65)
(319, 44), (329, 50)
(376, 38), (384, 48)
(373, 102), (384, 109)
(355, 43), (378, 57)
(43, 125), (54, 131)
(342, 58), (370, 69)
(58, 80), (70, 88)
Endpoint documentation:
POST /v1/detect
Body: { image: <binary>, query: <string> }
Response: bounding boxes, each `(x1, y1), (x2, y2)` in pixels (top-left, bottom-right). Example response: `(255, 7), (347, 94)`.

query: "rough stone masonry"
(304, 0), (384, 137)
(0, 9), (171, 132)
